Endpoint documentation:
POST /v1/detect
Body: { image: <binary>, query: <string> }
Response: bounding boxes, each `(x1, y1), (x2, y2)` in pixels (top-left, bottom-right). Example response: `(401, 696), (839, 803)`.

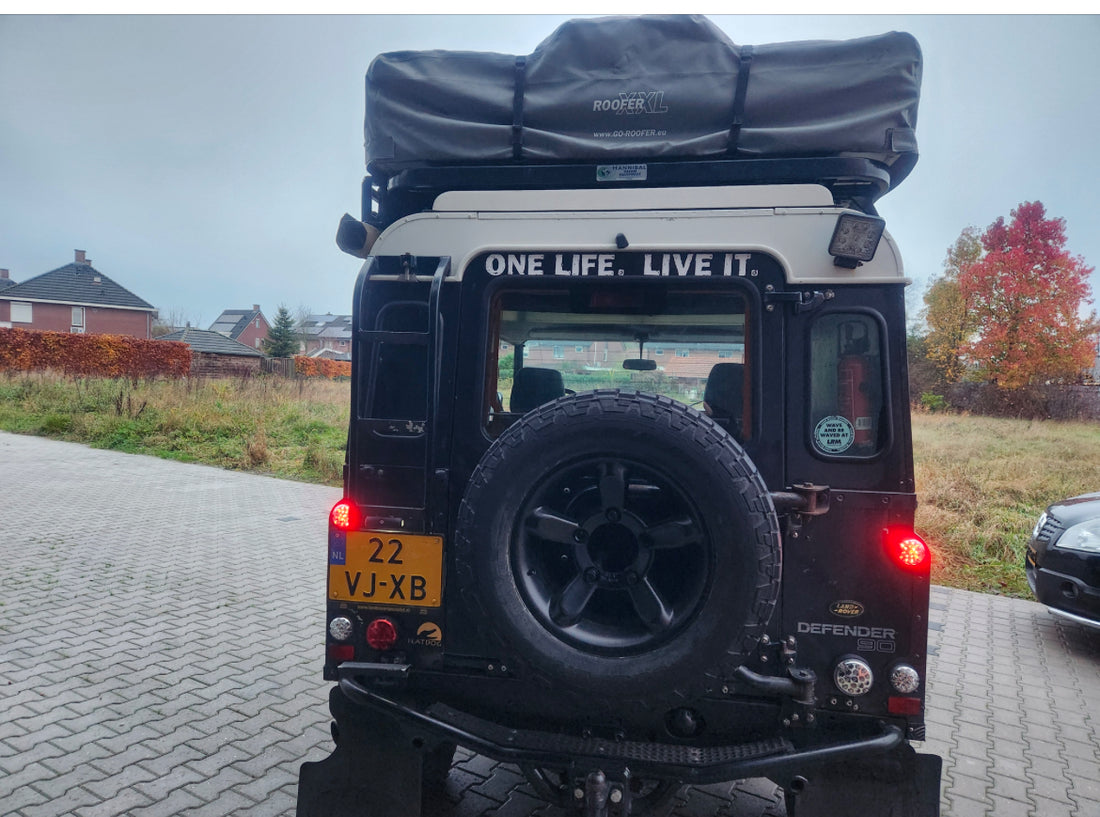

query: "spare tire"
(454, 390), (781, 705)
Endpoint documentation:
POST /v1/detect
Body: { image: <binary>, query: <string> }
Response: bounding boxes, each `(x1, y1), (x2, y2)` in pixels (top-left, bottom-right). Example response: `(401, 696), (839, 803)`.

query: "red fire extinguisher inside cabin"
(837, 321), (874, 446)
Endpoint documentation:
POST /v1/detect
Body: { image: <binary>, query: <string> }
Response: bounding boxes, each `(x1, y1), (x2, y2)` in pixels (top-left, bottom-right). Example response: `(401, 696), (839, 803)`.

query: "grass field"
(0, 373), (349, 486)
(2, 371), (1096, 598)
(912, 412), (1100, 597)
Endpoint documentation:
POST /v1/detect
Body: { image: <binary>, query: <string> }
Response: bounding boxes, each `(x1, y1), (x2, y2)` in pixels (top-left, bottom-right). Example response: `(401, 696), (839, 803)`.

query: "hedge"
(294, 356), (351, 379)
(0, 327), (191, 378)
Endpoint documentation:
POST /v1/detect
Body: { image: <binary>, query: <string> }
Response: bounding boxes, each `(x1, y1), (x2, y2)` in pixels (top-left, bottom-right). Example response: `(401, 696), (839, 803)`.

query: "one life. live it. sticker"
(814, 415), (855, 454)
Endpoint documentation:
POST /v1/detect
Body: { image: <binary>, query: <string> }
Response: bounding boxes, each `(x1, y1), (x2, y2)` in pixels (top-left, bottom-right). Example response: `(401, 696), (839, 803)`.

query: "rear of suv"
(298, 15), (941, 817)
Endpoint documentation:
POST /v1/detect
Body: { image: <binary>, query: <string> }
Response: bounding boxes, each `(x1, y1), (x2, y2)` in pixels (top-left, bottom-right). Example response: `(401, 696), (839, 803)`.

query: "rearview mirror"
(623, 358), (657, 371)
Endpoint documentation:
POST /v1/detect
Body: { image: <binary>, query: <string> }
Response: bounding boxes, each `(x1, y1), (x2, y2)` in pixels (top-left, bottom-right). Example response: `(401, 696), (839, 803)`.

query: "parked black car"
(1026, 493), (1100, 629)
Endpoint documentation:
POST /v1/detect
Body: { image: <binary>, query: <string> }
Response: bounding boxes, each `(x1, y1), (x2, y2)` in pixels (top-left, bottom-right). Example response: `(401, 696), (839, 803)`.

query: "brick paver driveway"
(2, 431), (1098, 816)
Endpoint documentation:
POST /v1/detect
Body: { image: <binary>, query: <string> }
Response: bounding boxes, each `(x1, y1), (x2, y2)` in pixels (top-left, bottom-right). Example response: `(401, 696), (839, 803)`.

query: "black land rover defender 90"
(298, 16), (941, 817)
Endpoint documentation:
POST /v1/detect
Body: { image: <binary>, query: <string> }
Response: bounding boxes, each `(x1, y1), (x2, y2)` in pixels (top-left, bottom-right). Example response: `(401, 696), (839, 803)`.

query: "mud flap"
(297, 687), (426, 817)
(783, 743), (942, 817)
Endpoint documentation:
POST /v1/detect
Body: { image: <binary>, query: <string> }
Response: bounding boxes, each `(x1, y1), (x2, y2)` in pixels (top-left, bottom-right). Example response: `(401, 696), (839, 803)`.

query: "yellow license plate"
(329, 532), (443, 607)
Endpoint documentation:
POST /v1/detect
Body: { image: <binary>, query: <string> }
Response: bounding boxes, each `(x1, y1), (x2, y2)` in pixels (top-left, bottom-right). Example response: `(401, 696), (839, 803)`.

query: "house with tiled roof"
(209, 305), (270, 350)
(300, 313), (352, 360)
(0, 251), (157, 338)
(158, 327), (264, 377)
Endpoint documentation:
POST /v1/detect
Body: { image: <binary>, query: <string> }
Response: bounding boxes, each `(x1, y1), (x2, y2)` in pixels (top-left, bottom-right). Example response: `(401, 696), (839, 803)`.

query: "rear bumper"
(338, 667), (904, 786)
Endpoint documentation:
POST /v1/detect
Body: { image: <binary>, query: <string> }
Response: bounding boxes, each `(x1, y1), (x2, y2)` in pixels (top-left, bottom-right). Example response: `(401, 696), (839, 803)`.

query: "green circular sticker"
(814, 416), (855, 454)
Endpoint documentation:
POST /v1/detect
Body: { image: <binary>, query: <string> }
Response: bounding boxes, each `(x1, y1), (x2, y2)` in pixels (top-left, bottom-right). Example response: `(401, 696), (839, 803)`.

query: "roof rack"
(361, 155), (908, 229)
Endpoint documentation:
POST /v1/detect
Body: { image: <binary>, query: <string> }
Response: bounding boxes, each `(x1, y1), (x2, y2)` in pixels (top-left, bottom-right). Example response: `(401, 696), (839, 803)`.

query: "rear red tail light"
(366, 618), (399, 651)
(884, 527), (931, 573)
(888, 696), (923, 716)
(327, 644), (355, 663)
(330, 499), (360, 531)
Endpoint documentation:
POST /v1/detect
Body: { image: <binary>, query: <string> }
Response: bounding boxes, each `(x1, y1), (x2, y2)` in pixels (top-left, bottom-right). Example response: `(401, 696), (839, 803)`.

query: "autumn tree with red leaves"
(955, 201), (1097, 389)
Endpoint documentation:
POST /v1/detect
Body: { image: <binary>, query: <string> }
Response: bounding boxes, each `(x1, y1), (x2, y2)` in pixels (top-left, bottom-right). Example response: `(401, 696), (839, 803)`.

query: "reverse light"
(833, 657), (874, 696)
(828, 213), (885, 268)
(330, 499), (360, 532)
(366, 618), (399, 651)
(329, 616), (354, 642)
(890, 664), (921, 694)
(884, 528), (931, 573)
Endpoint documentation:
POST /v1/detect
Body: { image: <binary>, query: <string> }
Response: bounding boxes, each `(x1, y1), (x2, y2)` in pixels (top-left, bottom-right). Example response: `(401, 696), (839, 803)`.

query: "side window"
(367, 301), (428, 421)
(809, 313), (886, 458)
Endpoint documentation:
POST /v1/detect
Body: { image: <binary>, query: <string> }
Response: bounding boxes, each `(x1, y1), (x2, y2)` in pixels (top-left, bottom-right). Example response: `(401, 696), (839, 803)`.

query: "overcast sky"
(2, 14), (1098, 328)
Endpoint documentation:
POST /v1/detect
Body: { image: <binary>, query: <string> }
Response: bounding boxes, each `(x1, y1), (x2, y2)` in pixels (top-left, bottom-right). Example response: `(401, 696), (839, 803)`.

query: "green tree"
(921, 227), (981, 387)
(959, 202), (1097, 388)
(263, 305), (300, 358)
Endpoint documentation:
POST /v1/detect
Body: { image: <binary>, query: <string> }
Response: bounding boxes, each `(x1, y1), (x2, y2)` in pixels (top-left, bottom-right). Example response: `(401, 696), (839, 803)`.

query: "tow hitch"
(578, 770), (632, 817)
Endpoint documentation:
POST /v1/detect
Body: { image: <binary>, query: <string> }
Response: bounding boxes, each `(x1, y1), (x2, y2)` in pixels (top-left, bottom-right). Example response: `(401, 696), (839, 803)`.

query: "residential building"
(299, 313), (352, 360)
(158, 327), (264, 377)
(209, 305), (270, 350)
(0, 250), (157, 338)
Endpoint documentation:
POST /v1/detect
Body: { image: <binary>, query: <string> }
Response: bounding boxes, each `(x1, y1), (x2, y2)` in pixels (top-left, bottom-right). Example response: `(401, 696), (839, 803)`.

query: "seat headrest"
(510, 367), (565, 413)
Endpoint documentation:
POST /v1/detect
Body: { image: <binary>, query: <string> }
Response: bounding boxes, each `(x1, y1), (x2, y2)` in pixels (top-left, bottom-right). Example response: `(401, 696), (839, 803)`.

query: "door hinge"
(771, 483), (830, 516)
(763, 288), (829, 313)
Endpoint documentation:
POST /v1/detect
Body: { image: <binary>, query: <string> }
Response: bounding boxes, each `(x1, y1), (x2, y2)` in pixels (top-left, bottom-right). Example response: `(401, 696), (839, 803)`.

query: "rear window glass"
(808, 312), (887, 457)
(364, 301), (428, 421)
(486, 283), (751, 439)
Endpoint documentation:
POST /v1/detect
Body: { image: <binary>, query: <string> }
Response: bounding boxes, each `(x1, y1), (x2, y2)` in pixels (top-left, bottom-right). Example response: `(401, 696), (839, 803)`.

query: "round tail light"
(834, 657), (873, 696)
(328, 616), (354, 642)
(366, 618), (399, 651)
(884, 527), (930, 573)
(330, 499), (360, 531)
(890, 664), (921, 694)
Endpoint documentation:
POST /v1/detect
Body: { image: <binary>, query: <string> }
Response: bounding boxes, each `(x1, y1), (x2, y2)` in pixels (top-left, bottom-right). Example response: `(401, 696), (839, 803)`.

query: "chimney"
(75, 250), (87, 264)
(0, 269), (8, 280)
(252, 304), (260, 312)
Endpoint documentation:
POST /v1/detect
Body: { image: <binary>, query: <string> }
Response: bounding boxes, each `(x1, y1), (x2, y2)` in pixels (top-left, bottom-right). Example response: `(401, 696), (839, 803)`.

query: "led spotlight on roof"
(829, 213), (886, 268)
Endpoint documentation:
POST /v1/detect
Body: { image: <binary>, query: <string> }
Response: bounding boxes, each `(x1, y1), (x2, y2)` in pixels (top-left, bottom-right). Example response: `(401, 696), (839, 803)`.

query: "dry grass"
(0, 372), (350, 486)
(912, 412), (1100, 597)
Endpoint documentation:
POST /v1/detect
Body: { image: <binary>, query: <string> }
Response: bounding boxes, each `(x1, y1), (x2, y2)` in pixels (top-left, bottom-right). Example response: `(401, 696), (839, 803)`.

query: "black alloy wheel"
(515, 456), (711, 655)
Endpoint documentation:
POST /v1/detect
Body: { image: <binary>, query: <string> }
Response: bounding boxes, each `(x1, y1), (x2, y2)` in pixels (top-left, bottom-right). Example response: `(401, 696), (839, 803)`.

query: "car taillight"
(366, 618), (399, 651)
(327, 644), (355, 663)
(884, 527), (930, 573)
(889, 663), (921, 694)
(888, 696), (923, 716)
(330, 499), (360, 531)
(833, 657), (874, 696)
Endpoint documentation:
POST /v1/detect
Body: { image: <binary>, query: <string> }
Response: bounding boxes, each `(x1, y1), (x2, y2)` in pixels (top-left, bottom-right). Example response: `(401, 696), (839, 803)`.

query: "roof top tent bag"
(364, 15), (922, 186)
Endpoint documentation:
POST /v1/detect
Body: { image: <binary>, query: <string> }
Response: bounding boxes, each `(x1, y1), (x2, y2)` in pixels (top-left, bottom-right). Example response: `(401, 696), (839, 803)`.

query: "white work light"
(829, 214), (886, 268)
